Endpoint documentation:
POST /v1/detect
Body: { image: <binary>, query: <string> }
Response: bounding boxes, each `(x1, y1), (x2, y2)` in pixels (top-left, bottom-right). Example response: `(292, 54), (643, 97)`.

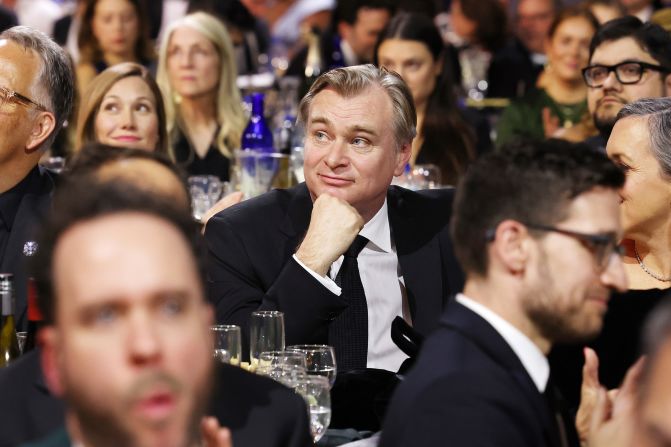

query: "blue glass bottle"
(242, 92), (274, 152)
(240, 93), (276, 196)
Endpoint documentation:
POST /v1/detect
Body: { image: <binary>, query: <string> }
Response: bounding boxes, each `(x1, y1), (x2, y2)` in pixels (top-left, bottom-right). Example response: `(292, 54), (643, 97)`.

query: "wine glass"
(188, 175), (223, 222)
(249, 311), (285, 369)
(286, 344), (337, 388)
(258, 350), (307, 370)
(294, 375), (331, 442)
(210, 325), (241, 365)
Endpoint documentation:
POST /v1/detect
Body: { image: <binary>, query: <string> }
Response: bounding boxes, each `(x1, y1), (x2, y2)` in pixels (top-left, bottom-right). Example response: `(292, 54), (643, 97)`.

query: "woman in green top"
(496, 6), (599, 146)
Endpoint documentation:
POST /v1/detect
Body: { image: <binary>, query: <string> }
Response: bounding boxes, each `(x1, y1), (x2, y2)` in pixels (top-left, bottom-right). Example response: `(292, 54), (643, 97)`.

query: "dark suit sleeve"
(380, 374), (534, 447)
(205, 213), (347, 349)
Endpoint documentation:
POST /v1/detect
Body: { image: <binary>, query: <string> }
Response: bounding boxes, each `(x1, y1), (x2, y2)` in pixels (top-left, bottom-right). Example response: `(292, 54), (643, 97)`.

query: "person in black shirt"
(0, 26), (74, 331)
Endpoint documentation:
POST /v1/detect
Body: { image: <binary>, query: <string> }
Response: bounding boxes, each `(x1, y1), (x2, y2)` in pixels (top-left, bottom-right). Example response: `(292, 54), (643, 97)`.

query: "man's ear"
(664, 73), (671, 94)
(39, 326), (65, 397)
(393, 141), (412, 177)
(490, 220), (532, 274)
(25, 111), (56, 152)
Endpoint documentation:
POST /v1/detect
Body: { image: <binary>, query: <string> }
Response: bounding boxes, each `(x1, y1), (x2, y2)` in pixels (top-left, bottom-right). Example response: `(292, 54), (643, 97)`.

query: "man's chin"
(594, 115), (618, 139)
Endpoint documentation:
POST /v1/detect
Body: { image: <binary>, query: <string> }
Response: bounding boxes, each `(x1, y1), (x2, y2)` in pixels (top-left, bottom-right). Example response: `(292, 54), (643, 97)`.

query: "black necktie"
(329, 235), (369, 371)
(544, 374), (579, 447)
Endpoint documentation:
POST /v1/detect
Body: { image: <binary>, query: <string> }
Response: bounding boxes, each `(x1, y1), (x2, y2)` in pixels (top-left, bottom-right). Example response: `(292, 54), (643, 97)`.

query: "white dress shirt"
(294, 200), (410, 371)
(456, 293), (549, 392)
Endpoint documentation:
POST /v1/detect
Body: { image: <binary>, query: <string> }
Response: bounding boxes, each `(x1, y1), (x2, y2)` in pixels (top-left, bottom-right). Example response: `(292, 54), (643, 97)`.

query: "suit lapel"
(443, 300), (560, 447)
(0, 168), (55, 327)
(279, 183), (314, 256)
(387, 188), (443, 332)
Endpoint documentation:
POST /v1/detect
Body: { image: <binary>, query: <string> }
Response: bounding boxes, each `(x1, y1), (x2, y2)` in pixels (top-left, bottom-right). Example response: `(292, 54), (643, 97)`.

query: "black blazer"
(380, 299), (577, 447)
(0, 350), (312, 447)
(0, 166), (57, 331)
(205, 183), (464, 353)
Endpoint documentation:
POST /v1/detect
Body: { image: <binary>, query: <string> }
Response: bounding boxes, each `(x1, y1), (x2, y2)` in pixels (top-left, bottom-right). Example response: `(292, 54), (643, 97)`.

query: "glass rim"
(259, 350), (305, 357)
(251, 310), (284, 317)
(286, 344), (333, 352)
(210, 324), (241, 331)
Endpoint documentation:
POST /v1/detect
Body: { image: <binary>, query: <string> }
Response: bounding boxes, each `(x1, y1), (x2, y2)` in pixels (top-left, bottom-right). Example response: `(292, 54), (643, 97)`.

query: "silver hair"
(617, 97), (671, 178)
(0, 26), (75, 150)
(298, 64), (417, 150)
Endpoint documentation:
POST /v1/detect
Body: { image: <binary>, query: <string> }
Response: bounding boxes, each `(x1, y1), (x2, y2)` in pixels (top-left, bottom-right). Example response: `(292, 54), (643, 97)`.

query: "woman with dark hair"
(76, 0), (155, 97)
(445, 0), (508, 100)
(496, 6), (599, 145)
(376, 12), (486, 186)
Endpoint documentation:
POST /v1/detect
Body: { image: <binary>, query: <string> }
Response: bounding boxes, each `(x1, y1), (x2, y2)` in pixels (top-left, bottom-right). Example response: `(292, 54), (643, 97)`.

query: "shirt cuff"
(292, 254), (342, 296)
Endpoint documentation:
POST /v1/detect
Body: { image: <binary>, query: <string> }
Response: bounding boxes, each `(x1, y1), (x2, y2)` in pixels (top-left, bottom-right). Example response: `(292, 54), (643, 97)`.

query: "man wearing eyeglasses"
(0, 26), (74, 331)
(380, 139), (627, 447)
(582, 16), (671, 152)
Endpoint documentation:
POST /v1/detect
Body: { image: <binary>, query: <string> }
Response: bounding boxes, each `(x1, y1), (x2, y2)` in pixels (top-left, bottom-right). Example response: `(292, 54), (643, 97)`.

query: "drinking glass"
(210, 325), (241, 366)
(413, 164), (442, 188)
(286, 344), (337, 388)
(16, 331), (27, 355)
(249, 311), (285, 369)
(294, 375), (331, 442)
(188, 175), (223, 222)
(258, 350), (307, 370)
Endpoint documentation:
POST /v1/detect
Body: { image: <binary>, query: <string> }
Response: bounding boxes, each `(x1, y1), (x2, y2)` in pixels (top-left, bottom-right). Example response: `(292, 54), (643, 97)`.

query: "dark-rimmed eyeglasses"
(485, 223), (623, 270)
(582, 61), (670, 88)
(525, 223), (623, 270)
(0, 86), (47, 112)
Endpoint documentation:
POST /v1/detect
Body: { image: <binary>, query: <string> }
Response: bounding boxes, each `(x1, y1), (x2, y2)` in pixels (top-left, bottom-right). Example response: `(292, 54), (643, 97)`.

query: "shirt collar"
(340, 39), (359, 66)
(456, 293), (550, 392)
(359, 199), (392, 253)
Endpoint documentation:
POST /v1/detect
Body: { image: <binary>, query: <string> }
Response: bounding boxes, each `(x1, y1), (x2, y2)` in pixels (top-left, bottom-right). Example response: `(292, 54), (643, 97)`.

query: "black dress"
(172, 127), (231, 181)
(549, 288), (670, 410)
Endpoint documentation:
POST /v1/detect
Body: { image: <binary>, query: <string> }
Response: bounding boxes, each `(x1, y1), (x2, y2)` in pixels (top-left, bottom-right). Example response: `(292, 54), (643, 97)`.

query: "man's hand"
(202, 192), (245, 231)
(295, 193), (364, 276)
(201, 416), (233, 447)
(585, 357), (644, 447)
(577, 347), (602, 444)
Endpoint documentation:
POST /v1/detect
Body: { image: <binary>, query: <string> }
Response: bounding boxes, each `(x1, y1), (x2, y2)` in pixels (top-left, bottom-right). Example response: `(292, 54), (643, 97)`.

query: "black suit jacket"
(380, 299), (577, 447)
(205, 183), (464, 354)
(0, 350), (65, 447)
(0, 166), (57, 331)
(1, 351), (311, 447)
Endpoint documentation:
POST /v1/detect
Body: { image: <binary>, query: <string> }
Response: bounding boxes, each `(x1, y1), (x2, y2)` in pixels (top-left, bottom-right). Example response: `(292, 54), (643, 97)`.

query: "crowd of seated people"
(1, 1), (671, 446)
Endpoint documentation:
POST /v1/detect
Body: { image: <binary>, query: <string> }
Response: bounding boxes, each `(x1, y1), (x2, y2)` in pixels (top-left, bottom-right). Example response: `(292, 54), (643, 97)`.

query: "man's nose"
(324, 139), (349, 168)
(127, 314), (162, 365)
(601, 70), (622, 90)
(601, 252), (628, 293)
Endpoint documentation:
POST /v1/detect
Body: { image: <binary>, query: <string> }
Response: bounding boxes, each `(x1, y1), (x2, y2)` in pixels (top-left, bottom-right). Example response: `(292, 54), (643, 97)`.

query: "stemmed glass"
(249, 311), (285, 369)
(294, 375), (331, 442)
(286, 344), (337, 388)
(210, 325), (241, 366)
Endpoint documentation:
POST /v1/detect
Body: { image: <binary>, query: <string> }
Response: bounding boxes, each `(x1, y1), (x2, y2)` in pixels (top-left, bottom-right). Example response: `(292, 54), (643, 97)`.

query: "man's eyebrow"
(347, 125), (378, 137)
(308, 116), (332, 126)
(308, 115), (379, 137)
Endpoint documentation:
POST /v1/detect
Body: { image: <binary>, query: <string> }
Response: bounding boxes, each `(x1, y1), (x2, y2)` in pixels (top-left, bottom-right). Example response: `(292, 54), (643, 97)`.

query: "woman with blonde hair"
(157, 12), (246, 181)
(75, 62), (169, 155)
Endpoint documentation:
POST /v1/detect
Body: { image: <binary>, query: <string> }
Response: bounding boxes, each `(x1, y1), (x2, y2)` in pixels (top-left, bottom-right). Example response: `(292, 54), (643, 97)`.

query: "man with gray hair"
(0, 25), (74, 330)
(205, 64), (463, 429)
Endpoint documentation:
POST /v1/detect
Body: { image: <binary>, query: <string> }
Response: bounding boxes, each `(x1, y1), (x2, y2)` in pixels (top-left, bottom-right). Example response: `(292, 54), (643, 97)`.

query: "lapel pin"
(23, 241), (38, 257)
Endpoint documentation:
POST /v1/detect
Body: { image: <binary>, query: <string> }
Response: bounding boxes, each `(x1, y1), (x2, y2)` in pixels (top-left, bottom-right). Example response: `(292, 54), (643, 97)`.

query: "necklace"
(633, 242), (671, 282)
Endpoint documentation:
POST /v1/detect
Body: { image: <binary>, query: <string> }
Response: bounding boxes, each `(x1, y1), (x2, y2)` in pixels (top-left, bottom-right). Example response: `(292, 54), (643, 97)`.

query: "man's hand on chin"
(295, 193), (364, 277)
